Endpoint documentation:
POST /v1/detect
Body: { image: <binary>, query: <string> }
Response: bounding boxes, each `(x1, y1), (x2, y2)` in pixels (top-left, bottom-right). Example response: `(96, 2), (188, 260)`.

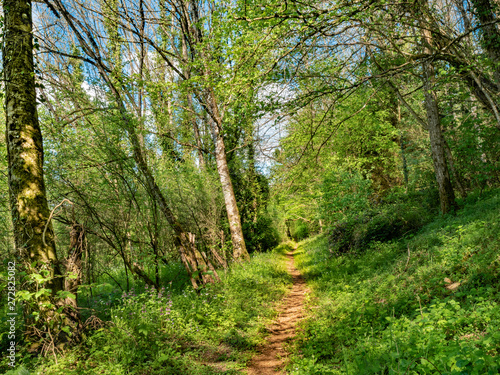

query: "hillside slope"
(290, 191), (500, 374)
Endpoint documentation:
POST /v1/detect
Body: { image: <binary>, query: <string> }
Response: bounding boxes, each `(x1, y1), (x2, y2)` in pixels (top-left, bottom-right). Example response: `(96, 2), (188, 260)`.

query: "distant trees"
(247, 0), (500, 221)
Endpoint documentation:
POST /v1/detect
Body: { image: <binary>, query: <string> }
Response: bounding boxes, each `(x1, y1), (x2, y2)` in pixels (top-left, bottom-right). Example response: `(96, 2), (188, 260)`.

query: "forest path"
(245, 249), (309, 374)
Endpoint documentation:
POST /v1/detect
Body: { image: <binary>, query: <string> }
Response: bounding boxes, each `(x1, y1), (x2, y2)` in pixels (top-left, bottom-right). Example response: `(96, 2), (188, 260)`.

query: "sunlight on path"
(245, 250), (309, 374)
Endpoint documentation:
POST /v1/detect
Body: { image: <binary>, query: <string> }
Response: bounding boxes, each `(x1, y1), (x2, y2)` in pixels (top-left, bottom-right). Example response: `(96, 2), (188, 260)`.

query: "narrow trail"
(246, 250), (309, 375)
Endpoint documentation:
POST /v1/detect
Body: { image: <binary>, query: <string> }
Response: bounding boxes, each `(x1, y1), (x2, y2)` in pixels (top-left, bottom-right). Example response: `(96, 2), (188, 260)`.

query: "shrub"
(320, 167), (373, 226)
(243, 214), (280, 253)
(328, 189), (438, 254)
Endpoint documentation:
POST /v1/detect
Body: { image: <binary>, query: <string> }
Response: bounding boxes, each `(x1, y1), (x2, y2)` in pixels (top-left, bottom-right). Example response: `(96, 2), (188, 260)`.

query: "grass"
(1, 244), (294, 375)
(289, 190), (500, 374)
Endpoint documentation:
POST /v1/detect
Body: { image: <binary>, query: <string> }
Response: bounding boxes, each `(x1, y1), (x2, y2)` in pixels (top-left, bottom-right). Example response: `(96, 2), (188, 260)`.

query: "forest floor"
(246, 249), (310, 375)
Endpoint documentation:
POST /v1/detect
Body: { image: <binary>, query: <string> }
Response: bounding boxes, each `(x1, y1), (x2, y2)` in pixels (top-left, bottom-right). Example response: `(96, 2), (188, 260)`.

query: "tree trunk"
(415, 1), (458, 214)
(3, 0), (60, 289)
(209, 116), (249, 261)
(422, 60), (458, 213)
(3, 0), (79, 343)
(181, 0), (249, 261)
(64, 223), (85, 329)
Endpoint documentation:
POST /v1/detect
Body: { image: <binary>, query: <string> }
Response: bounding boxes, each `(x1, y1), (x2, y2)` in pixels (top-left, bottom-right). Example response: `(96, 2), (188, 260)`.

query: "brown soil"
(245, 250), (309, 375)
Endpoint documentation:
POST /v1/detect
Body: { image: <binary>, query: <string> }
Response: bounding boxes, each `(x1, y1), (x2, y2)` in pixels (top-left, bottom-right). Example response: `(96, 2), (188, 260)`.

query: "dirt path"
(246, 250), (309, 375)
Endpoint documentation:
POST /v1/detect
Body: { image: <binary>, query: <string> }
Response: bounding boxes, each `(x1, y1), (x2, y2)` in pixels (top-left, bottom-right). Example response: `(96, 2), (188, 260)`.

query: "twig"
(404, 245), (411, 272)
(417, 295), (424, 319)
(43, 199), (74, 246)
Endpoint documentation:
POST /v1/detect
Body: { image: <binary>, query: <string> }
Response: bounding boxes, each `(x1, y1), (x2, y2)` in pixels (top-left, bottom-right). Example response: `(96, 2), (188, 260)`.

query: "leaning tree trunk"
(182, 0), (249, 262)
(205, 93), (250, 261)
(3, 0), (79, 343)
(213, 128), (250, 261)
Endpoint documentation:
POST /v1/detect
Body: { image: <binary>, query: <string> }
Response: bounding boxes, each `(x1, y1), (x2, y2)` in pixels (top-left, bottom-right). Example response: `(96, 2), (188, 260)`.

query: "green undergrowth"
(8, 246), (293, 375)
(290, 191), (500, 374)
(327, 188), (439, 255)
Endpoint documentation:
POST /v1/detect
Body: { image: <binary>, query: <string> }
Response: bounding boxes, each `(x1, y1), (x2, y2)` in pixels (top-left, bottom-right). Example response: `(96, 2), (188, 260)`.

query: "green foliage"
(289, 191), (500, 374)
(320, 165), (373, 225)
(233, 165), (280, 253)
(26, 250), (291, 374)
(3, 365), (31, 375)
(292, 221), (311, 242)
(242, 215), (280, 253)
(327, 189), (438, 255)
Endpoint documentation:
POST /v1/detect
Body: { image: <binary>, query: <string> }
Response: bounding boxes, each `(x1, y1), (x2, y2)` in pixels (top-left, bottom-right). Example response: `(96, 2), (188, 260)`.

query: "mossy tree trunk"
(3, 0), (62, 290)
(3, 0), (79, 343)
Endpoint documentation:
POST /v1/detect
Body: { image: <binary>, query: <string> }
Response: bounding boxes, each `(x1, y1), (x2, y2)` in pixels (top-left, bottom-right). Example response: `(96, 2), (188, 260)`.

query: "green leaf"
(56, 290), (76, 300)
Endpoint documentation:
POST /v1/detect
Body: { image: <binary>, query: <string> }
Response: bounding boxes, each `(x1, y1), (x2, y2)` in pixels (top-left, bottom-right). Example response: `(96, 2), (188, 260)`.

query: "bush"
(243, 214), (280, 253)
(320, 167), (373, 226)
(292, 221), (310, 241)
(328, 189), (438, 254)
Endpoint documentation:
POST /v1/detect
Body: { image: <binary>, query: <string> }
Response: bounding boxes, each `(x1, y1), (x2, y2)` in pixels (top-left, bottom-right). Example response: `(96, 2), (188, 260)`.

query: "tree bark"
(422, 60), (458, 213)
(214, 125), (250, 261)
(3, 0), (79, 342)
(64, 223), (85, 329)
(3, 0), (60, 288)
(200, 92), (249, 262)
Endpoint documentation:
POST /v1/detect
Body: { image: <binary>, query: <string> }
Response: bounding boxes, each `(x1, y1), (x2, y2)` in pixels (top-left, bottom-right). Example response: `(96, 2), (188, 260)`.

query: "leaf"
(34, 289), (48, 299)
(446, 282), (461, 291)
(32, 273), (47, 283)
(66, 272), (78, 280)
(158, 354), (170, 362)
(56, 290), (76, 300)
(17, 290), (33, 301)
